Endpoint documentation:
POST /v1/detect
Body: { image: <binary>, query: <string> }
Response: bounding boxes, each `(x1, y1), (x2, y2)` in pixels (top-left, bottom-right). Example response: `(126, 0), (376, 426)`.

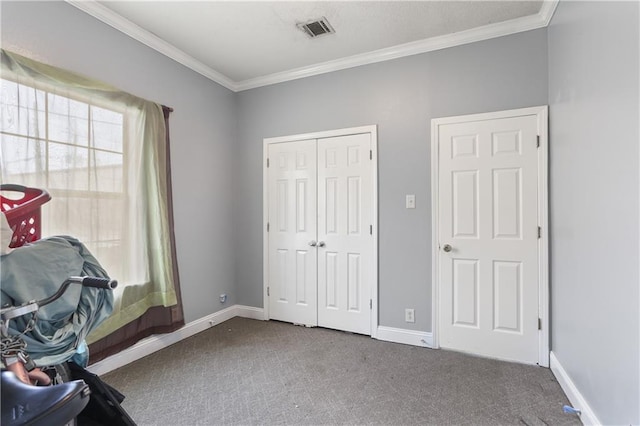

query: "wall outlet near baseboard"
(405, 308), (415, 323)
(219, 294), (227, 304)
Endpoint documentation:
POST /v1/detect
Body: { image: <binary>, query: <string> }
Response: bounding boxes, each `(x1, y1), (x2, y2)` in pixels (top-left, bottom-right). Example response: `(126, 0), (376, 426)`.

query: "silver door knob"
(443, 244), (452, 253)
(309, 240), (317, 247)
(318, 241), (326, 247)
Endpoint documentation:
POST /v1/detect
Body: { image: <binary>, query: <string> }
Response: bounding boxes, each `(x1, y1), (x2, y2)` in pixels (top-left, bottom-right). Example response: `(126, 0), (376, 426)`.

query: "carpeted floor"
(102, 317), (580, 426)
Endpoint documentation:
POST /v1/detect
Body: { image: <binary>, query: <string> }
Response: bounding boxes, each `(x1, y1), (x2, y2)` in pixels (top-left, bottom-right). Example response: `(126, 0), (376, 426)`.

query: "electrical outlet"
(219, 294), (227, 304)
(405, 308), (415, 323)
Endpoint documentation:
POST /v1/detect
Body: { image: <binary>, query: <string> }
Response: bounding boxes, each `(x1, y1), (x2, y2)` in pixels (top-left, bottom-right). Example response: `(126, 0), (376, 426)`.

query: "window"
(1, 78), (128, 287)
(0, 48), (181, 346)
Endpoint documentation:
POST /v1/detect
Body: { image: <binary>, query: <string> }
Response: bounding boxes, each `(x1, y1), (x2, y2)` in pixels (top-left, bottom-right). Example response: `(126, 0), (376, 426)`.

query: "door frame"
(430, 106), (549, 366)
(263, 125), (379, 338)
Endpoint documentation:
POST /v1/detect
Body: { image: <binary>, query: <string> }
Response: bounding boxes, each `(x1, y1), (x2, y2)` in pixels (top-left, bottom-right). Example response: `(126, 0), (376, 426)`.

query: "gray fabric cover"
(1, 236), (114, 366)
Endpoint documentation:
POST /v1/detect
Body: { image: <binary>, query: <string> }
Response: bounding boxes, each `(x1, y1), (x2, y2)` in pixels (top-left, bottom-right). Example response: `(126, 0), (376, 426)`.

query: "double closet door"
(266, 131), (374, 335)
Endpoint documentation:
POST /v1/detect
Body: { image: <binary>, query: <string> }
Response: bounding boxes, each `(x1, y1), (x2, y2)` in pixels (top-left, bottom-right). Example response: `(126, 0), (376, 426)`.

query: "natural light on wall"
(0, 49), (178, 344)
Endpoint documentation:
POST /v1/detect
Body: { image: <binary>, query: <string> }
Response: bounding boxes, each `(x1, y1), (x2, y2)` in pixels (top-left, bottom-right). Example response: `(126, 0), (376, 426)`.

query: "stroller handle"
(69, 276), (118, 290)
(1, 277), (116, 322)
(36, 277), (116, 309)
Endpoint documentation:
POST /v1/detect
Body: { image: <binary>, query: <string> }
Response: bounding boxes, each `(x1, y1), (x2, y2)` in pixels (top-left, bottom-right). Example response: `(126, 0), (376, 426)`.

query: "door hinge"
(369, 299), (372, 310)
(370, 224), (373, 235)
(267, 286), (270, 296)
(369, 150), (372, 160)
(267, 158), (270, 168)
(267, 222), (270, 232)
(536, 135), (540, 148)
(538, 226), (541, 238)
(538, 318), (542, 330)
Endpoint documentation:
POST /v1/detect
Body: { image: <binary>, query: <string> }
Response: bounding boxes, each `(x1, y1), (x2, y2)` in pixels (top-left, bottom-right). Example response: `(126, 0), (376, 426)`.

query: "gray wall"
(1, 1), (237, 323)
(548, 2), (640, 424)
(4, 1), (638, 422)
(236, 29), (548, 330)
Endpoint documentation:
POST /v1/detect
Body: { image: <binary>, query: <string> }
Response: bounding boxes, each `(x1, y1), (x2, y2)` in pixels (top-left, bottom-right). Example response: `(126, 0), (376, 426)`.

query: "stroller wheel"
(42, 363), (77, 425)
(43, 362), (72, 385)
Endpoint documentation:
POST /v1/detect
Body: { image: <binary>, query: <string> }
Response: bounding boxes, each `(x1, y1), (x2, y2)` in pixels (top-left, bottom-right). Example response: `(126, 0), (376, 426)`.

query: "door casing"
(263, 125), (379, 338)
(430, 106), (549, 367)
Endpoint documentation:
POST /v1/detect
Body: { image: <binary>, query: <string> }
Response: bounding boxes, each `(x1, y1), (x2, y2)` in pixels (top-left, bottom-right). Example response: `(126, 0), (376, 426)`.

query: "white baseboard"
(234, 305), (265, 320)
(88, 308), (437, 376)
(550, 351), (600, 426)
(376, 325), (433, 348)
(88, 305), (264, 376)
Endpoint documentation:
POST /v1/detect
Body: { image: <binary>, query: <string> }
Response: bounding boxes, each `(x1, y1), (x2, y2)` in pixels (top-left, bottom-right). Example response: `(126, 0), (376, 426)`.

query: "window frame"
(1, 75), (132, 265)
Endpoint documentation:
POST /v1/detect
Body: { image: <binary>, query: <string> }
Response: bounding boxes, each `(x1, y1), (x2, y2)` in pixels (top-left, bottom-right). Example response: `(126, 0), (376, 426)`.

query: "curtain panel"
(88, 106), (184, 363)
(0, 50), (183, 353)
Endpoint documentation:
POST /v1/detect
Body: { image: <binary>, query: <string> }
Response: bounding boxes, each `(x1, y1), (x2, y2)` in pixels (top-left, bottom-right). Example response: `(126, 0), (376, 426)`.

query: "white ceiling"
(68, 1), (557, 91)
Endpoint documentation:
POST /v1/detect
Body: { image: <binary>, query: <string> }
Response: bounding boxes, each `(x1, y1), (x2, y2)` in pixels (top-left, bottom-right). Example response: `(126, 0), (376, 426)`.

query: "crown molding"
(539, 0), (560, 26)
(67, 0), (559, 93)
(65, 0), (238, 91)
(234, 4), (557, 91)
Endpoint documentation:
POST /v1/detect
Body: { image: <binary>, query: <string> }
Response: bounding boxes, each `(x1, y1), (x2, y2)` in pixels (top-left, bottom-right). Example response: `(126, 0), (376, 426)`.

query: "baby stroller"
(1, 276), (117, 425)
(0, 185), (133, 425)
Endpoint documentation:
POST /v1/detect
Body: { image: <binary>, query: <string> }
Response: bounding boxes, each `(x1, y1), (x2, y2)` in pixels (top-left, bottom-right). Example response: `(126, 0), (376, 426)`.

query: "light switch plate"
(406, 194), (416, 209)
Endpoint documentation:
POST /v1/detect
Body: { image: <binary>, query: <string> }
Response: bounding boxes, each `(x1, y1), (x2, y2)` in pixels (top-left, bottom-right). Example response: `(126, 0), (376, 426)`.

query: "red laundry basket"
(1, 184), (51, 248)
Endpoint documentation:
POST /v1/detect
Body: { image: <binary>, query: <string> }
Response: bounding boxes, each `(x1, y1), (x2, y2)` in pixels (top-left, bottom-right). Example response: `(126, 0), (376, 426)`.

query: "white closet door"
(267, 139), (318, 326)
(317, 133), (373, 335)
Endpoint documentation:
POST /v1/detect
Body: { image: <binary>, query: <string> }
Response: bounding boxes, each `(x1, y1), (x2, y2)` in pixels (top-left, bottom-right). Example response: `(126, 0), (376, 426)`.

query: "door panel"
(268, 140), (317, 326)
(452, 258), (479, 327)
(438, 115), (539, 364)
(493, 260), (522, 332)
(452, 170), (479, 238)
(493, 168), (521, 239)
(317, 134), (372, 335)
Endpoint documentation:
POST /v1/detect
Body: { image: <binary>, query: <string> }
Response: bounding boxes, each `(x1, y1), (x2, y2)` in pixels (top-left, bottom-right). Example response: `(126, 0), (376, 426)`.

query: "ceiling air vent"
(298, 17), (335, 38)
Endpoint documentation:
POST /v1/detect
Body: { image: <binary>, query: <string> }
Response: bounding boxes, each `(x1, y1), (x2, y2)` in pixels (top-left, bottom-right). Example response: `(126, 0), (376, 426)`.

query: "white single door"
(317, 134), (373, 335)
(437, 114), (540, 364)
(267, 140), (318, 326)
